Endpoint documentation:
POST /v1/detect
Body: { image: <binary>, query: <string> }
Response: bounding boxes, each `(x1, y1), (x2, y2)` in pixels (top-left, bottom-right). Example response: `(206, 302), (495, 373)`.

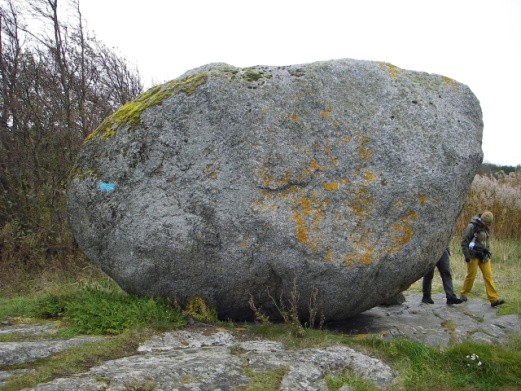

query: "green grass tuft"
(54, 287), (184, 335)
(1, 285), (186, 336)
(347, 335), (521, 391)
(238, 366), (288, 391)
(326, 369), (379, 391)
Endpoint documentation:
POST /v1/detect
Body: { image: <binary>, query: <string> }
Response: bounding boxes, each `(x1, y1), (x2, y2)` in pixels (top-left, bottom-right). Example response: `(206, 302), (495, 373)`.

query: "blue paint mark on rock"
(99, 182), (116, 193)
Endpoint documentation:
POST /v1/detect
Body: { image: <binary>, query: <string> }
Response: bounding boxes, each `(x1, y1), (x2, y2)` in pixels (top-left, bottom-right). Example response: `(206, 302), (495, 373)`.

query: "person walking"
(460, 210), (505, 307)
(422, 248), (463, 305)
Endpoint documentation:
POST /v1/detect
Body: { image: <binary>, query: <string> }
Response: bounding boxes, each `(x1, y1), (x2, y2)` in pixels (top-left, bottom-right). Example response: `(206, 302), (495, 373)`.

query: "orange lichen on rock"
(256, 165), (292, 189)
(342, 254), (356, 268)
(290, 113), (301, 122)
(361, 248), (374, 265)
(418, 194), (428, 205)
(323, 178), (350, 191)
(290, 195), (330, 252)
(320, 107), (332, 119)
(363, 170), (377, 182)
(324, 248), (334, 263)
(357, 137), (374, 161)
(349, 186), (374, 220)
(389, 210), (417, 253)
(323, 143), (339, 167)
(323, 182), (340, 191)
(309, 159), (319, 172)
(293, 208), (309, 245)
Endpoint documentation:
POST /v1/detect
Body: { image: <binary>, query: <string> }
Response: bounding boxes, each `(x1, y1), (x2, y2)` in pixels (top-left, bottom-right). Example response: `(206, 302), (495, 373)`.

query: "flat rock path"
(327, 293), (520, 346)
(1, 293), (519, 390)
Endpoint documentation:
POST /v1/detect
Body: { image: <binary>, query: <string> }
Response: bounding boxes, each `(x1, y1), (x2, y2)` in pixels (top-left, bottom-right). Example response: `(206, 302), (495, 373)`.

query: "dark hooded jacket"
(461, 214), (491, 261)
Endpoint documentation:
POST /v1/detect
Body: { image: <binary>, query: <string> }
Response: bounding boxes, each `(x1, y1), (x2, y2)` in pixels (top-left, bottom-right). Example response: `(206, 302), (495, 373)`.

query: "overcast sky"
(77, 0), (520, 166)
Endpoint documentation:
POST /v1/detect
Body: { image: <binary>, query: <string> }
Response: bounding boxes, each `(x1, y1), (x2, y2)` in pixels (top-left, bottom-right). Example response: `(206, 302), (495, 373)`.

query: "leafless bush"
(0, 0), (142, 273)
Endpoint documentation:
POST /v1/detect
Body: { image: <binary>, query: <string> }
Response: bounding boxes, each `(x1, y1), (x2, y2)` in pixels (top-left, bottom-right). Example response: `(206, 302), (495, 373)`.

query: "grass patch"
(342, 335), (521, 391)
(326, 369), (379, 391)
(237, 366), (288, 391)
(247, 322), (349, 351)
(58, 287), (185, 335)
(0, 296), (43, 321)
(0, 283), (186, 336)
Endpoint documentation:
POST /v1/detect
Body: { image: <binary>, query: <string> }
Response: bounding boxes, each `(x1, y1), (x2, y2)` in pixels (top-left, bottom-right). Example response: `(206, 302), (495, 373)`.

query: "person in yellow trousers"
(460, 210), (505, 307)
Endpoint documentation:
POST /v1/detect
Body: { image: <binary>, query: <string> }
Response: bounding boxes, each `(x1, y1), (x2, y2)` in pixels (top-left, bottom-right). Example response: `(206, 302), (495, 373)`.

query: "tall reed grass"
(455, 171), (521, 240)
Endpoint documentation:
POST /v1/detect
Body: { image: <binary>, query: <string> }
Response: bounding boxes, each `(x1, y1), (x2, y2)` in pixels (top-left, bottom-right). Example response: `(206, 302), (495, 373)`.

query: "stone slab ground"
(1, 293), (519, 390)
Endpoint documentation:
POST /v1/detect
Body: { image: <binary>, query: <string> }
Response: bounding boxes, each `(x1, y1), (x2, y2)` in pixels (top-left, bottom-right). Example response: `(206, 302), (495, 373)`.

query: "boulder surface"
(67, 59), (483, 321)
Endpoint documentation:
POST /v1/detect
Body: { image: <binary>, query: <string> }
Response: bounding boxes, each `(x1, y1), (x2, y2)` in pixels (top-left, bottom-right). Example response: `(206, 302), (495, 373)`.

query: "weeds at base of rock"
(122, 379), (157, 391)
(248, 277), (325, 337)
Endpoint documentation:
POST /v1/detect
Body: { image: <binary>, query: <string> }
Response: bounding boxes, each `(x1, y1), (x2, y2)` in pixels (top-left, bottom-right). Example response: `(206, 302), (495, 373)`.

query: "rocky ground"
(1, 293), (519, 390)
(327, 292), (520, 347)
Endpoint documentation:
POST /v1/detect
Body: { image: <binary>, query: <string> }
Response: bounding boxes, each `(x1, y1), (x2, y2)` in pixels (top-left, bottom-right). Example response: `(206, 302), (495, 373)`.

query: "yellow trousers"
(460, 258), (499, 302)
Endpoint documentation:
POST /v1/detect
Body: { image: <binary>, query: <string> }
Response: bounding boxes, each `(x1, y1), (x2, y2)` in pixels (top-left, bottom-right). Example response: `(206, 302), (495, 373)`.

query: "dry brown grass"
(455, 171), (521, 240)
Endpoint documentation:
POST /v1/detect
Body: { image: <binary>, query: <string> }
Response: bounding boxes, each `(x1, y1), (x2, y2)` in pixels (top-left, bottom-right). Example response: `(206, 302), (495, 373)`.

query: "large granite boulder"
(67, 59), (483, 321)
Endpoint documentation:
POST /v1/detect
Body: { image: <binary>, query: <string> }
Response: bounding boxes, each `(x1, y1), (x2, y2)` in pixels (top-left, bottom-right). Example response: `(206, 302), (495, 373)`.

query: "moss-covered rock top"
(85, 72), (208, 142)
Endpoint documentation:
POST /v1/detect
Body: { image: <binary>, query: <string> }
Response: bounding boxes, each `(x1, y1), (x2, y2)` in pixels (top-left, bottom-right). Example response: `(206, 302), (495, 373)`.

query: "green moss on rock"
(243, 68), (272, 82)
(85, 72), (208, 142)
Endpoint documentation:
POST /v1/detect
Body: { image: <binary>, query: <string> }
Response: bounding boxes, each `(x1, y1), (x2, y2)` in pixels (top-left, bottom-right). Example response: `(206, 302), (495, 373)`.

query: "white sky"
(77, 0), (521, 166)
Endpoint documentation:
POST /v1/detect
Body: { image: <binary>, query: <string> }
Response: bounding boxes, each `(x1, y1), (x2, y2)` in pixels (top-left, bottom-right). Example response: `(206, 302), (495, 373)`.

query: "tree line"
(478, 162), (520, 176)
(0, 0), (142, 270)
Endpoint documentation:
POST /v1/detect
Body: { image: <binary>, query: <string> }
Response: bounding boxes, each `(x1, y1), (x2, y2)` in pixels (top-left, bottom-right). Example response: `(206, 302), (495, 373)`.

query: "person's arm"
(472, 230), (491, 261)
(460, 224), (474, 261)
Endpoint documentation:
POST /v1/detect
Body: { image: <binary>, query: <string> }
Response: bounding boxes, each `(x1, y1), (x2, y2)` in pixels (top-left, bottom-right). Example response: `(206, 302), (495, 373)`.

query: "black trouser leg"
(437, 250), (457, 299)
(422, 267), (435, 298)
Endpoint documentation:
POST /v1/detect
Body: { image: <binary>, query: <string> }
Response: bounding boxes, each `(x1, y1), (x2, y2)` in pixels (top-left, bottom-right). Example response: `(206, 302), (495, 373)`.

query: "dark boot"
(447, 296), (463, 305)
(422, 296), (434, 304)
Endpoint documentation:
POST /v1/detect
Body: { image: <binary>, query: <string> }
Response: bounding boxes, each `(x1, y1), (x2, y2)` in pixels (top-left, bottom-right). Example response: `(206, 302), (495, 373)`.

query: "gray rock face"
(26, 327), (395, 391)
(67, 59), (483, 321)
(0, 336), (103, 366)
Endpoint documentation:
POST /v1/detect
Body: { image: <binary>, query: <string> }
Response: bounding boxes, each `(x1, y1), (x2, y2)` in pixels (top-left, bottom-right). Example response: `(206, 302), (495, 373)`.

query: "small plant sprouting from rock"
(268, 278), (303, 337)
(122, 379), (157, 391)
(307, 286), (325, 329)
(248, 296), (271, 324)
(184, 296), (218, 323)
(249, 277), (324, 336)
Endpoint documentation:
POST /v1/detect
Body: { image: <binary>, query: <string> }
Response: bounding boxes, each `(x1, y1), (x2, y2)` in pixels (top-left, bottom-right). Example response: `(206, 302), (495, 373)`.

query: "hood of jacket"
(470, 214), (488, 232)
